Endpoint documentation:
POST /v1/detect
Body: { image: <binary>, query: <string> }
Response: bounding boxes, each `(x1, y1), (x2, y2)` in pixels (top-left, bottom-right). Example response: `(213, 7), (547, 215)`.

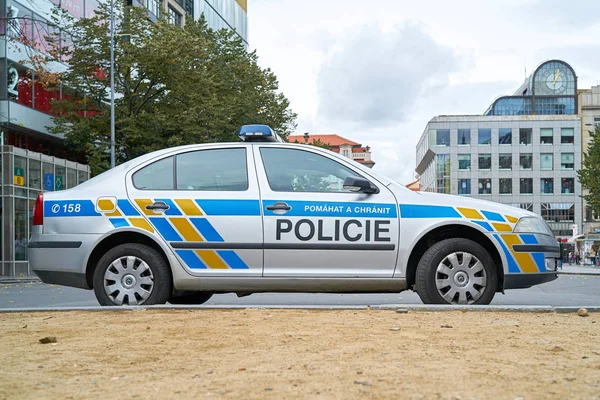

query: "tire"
(93, 243), (172, 306)
(415, 238), (497, 305)
(168, 292), (213, 305)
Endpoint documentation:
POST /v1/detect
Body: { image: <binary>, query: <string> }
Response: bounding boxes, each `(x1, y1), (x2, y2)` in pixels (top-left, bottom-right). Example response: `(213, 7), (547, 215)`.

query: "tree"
(578, 126), (600, 215)
(33, 2), (296, 175)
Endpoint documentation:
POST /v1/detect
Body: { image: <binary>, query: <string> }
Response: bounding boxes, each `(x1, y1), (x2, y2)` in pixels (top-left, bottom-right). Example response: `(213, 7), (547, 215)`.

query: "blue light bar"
(238, 124), (283, 142)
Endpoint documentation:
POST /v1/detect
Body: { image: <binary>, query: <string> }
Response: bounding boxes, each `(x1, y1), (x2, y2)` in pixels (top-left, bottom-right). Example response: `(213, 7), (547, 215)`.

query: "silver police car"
(29, 125), (560, 306)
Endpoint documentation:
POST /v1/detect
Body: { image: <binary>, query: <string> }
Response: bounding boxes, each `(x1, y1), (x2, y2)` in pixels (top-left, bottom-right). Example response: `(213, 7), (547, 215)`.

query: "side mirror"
(343, 176), (379, 194)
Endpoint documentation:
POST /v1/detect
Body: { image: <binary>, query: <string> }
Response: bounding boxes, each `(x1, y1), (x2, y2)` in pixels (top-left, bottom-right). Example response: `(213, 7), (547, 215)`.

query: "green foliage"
(578, 126), (600, 213)
(46, 1), (296, 175)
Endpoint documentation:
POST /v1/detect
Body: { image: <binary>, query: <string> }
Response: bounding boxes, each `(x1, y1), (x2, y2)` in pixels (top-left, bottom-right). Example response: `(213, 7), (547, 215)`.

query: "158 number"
(63, 204), (82, 213)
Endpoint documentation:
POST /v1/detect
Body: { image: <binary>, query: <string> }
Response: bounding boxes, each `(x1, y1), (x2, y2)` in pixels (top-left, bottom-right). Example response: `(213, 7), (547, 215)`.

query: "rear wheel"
(93, 243), (172, 306)
(415, 238), (497, 305)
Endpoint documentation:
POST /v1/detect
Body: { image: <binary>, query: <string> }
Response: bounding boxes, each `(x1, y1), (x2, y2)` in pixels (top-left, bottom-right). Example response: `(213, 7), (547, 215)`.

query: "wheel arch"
(84, 228), (172, 289)
(404, 222), (505, 292)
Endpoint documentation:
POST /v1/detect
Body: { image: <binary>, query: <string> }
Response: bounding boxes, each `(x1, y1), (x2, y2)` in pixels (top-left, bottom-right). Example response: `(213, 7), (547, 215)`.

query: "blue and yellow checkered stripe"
(96, 198), (250, 270)
(400, 204), (546, 274)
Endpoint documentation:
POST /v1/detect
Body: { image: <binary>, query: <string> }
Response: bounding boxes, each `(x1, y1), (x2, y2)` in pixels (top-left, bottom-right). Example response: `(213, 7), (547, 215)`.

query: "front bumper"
(29, 233), (100, 290)
(504, 272), (558, 289)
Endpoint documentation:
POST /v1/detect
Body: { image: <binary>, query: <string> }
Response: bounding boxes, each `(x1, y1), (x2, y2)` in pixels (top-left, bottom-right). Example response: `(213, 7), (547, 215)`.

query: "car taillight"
(33, 193), (44, 226)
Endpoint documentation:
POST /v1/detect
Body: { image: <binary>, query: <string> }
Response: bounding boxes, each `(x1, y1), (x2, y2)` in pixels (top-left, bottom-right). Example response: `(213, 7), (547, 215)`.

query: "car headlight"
(513, 217), (553, 236)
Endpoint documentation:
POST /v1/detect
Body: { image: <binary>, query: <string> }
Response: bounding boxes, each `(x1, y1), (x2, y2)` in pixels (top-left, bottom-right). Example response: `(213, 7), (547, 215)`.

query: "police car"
(29, 125), (560, 306)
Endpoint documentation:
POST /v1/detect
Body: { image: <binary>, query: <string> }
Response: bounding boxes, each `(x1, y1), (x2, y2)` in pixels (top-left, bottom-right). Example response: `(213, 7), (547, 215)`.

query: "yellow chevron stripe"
(134, 199), (155, 216)
(106, 209), (122, 217)
(505, 215), (519, 224)
(501, 234), (538, 273)
(196, 250), (228, 269)
(175, 199), (203, 216)
(170, 218), (203, 241)
(129, 218), (155, 233)
(97, 198), (115, 211)
(492, 223), (512, 232)
(457, 207), (484, 220)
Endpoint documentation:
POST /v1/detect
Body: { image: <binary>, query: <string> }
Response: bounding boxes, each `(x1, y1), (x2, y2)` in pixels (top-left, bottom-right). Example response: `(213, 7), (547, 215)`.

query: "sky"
(247, 0), (600, 185)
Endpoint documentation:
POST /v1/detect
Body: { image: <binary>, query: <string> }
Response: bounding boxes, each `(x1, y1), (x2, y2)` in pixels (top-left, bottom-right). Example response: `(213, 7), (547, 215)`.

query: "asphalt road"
(1, 274), (599, 309)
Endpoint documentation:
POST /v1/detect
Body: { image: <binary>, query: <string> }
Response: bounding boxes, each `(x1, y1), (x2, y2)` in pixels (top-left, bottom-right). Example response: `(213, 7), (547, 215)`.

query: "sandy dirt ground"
(1, 309), (599, 399)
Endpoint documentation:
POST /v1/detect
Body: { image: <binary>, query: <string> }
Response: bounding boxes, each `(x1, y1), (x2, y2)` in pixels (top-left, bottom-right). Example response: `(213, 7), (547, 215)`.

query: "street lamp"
(109, 0), (115, 168)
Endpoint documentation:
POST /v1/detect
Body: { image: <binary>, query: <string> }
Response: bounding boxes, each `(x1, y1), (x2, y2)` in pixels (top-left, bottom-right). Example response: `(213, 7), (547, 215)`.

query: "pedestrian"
(568, 251), (573, 265)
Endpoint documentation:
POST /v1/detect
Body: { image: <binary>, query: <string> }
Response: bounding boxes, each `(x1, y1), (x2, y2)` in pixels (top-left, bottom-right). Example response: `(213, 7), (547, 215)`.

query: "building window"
(435, 154), (451, 194)
(520, 178), (533, 194)
(541, 153), (553, 170)
(499, 178), (512, 194)
(478, 129), (491, 145)
(478, 154), (491, 170)
(458, 179), (471, 195)
(436, 130), (450, 146)
(542, 203), (574, 223)
(540, 128), (553, 145)
(457, 129), (471, 145)
(342, 149), (350, 157)
(561, 153), (574, 170)
(519, 153), (533, 170)
(519, 128), (532, 145)
(478, 178), (491, 195)
(541, 178), (553, 194)
(458, 154), (471, 171)
(561, 128), (574, 144)
(561, 178), (574, 194)
(499, 154), (512, 170)
(147, 0), (160, 16)
(595, 117), (600, 128)
(168, 6), (182, 26)
(498, 128), (512, 145)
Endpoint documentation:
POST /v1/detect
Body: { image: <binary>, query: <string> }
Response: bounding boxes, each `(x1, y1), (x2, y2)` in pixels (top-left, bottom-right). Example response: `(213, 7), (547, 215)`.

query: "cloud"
(316, 23), (459, 127)
(517, 0), (600, 29)
(535, 45), (600, 88)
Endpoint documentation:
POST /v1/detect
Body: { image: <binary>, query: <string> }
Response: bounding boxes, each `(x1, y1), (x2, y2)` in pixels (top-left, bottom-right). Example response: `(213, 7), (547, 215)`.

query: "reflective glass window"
(435, 154), (451, 194)
(177, 149), (248, 191)
(520, 178), (533, 194)
(67, 168), (77, 189)
(561, 128), (574, 144)
(499, 154), (512, 170)
(562, 178), (574, 194)
(498, 128), (512, 145)
(436, 130), (450, 146)
(542, 203), (574, 223)
(561, 153), (574, 170)
(55, 166), (66, 191)
(14, 156), (27, 187)
(540, 128), (553, 144)
(478, 154), (491, 170)
(499, 178), (512, 194)
(541, 178), (553, 194)
(478, 129), (491, 145)
(458, 179), (470, 195)
(478, 178), (491, 195)
(519, 128), (532, 145)
(492, 97), (533, 116)
(77, 170), (88, 184)
(133, 156), (174, 190)
(457, 129), (471, 145)
(541, 153), (553, 170)
(42, 162), (53, 191)
(458, 154), (471, 171)
(15, 198), (28, 261)
(28, 159), (41, 189)
(519, 154), (533, 170)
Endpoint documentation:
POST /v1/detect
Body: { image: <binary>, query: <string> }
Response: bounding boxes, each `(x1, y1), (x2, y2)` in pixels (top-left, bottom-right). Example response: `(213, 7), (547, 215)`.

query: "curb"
(557, 271), (600, 276)
(1, 304), (599, 313)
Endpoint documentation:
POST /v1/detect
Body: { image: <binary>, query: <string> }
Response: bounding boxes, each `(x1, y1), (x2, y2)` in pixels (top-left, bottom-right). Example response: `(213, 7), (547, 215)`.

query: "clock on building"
(536, 62), (572, 95)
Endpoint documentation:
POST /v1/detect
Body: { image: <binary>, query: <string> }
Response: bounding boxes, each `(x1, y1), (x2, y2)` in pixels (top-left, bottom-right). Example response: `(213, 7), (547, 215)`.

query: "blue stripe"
(472, 221), (493, 232)
(493, 234), (520, 273)
(217, 250), (249, 269)
(196, 200), (261, 216)
(117, 199), (140, 216)
(400, 205), (460, 219)
(154, 199), (183, 216)
(149, 218), (182, 241)
(190, 218), (224, 242)
(532, 253), (546, 272)
(519, 234), (538, 244)
(482, 211), (505, 222)
(44, 200), (101, 217)
(263, 200), (398, 218)
(109, 218), (129, 228)
(176, 250), (207, 269)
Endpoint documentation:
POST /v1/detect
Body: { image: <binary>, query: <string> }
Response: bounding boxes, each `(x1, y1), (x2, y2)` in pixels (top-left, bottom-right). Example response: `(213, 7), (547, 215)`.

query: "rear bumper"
(504, 272), (558, 289)
(29, 233), (100, 290)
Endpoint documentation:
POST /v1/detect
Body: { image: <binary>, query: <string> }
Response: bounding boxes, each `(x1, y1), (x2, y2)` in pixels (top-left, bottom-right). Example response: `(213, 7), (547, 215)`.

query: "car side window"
(132, 156), (174, 190)
(260, 147), (361, 193)
(176, 148), (248, 191)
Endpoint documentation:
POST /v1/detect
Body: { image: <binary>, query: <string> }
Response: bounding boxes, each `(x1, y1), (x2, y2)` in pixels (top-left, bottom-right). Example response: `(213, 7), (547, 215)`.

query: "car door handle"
(146, 201), (170, 211)
(266, 202), (291, 211)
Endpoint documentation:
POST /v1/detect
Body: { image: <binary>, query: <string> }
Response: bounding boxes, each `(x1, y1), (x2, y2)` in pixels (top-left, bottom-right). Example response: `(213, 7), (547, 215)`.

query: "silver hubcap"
(103, 256), (154, 305)
(435, 252), (486, 305)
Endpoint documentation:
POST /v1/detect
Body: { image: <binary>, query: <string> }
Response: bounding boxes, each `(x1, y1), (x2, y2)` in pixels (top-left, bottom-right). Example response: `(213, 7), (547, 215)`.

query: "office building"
(415, 60), (582, 238)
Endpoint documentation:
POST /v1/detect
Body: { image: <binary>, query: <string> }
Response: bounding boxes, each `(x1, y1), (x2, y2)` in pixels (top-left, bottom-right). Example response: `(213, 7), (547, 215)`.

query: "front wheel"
(93, 243), (172, 306)
(415, 238), (497, 305)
